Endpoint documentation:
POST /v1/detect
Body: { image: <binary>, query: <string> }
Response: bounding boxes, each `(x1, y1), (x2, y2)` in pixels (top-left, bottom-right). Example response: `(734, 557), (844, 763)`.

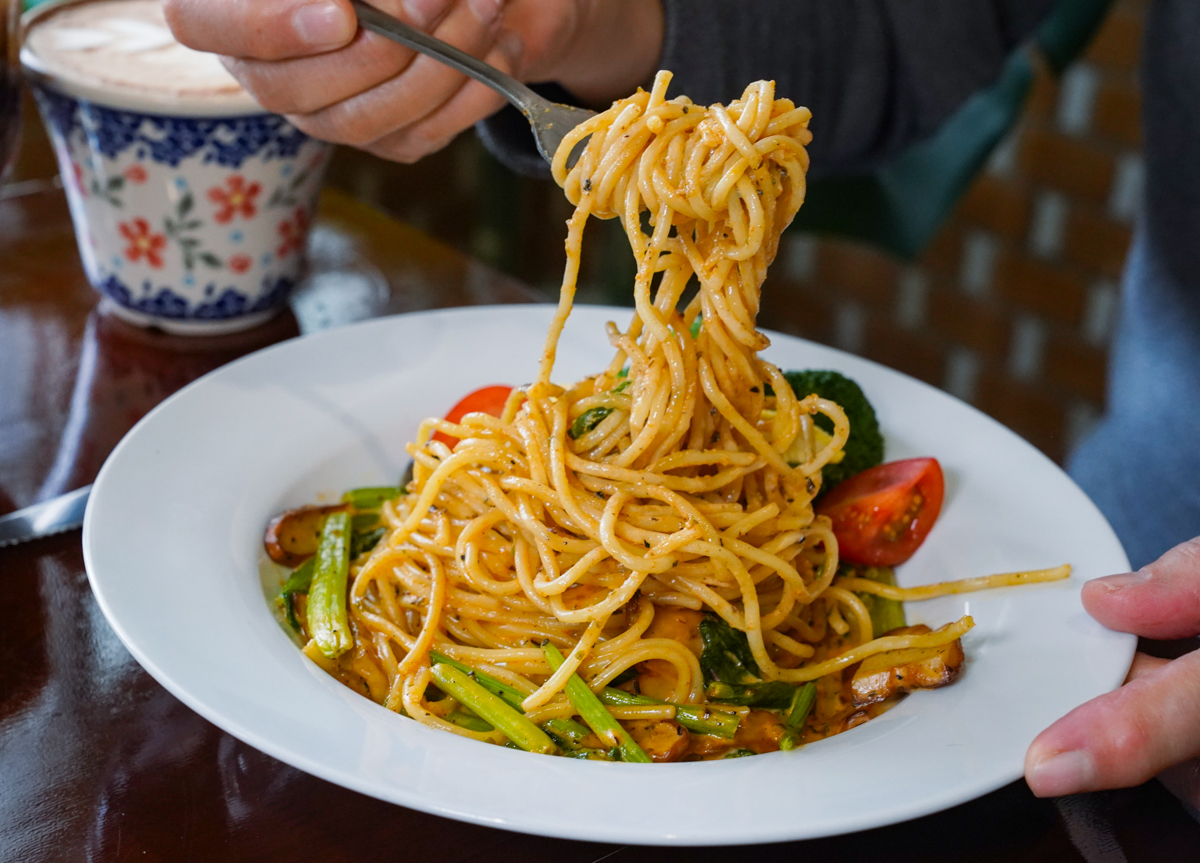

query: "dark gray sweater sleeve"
(479, 0), (1055, 179)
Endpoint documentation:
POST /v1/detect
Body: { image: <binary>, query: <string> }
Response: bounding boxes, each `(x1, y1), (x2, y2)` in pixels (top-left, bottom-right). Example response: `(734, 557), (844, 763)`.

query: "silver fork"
(349, 0), (595, 165)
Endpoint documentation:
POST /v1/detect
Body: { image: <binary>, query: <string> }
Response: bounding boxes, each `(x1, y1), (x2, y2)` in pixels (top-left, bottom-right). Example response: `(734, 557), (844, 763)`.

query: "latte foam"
(24, 0), (258, 111)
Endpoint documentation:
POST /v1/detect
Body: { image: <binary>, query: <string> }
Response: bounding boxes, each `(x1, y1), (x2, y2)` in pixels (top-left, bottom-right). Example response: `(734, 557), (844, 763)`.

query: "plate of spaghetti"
(84, 73), (1135, 845)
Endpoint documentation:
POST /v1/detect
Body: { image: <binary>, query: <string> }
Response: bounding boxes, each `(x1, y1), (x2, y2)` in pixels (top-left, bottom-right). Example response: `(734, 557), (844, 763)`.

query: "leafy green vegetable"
(569, 407), (613, 439)
(842, 564), (907, 635)
(281, 557), (316, 596)
(704, 680), (798, 708)
(699, 614), (762, 687)
(350, 526), (385, 559)
(611, 379), (631, 394)
(351, 513), (381, 531)
(782, 369), (884, 493)
(698, 615), (805, 707)
(690, 314), (703, 339)
(277, 557), (316, 631)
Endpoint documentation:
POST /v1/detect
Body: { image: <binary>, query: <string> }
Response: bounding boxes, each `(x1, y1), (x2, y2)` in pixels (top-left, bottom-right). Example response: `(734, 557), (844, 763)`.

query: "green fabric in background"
(791, 0), (1117, 261)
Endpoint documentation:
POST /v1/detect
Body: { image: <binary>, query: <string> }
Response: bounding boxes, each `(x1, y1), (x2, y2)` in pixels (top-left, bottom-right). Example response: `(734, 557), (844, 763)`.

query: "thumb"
(1026, 649), (1200, 797)
(1081, 537), (1200, 639)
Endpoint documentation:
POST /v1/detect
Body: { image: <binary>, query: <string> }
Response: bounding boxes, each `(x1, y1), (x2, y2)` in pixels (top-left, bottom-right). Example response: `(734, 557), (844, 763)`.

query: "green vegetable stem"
(307, 511), (353, 659)
(342, 486), (401, 510)
(779, 683), (817, 751)
(430, 650), (528, 711)
(599, 688), (740, 738)
(542, 642), (652, 763)
(428, 663), (556, 754)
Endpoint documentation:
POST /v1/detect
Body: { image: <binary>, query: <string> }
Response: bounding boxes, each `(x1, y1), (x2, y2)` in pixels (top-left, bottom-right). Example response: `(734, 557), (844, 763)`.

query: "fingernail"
(467, 0), (503, 26)
(293, 1), (355, 49)
(1028, 750), (1096, 797)
(402, 0), (448, 29)
(1094, 570), (1151, 590)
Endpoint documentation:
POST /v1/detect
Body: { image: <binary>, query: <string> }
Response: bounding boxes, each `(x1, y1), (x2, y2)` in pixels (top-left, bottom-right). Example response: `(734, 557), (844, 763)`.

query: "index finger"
(163, 0), (358, 60)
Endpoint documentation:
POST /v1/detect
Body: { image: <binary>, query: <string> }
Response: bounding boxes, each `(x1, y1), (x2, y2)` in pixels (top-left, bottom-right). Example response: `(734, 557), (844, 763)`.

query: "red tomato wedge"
(431, 385), (514, 449)
(817, 457), (945, 567)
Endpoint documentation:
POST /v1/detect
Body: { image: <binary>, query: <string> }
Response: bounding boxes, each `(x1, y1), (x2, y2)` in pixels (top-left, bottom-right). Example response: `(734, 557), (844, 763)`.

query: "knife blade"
(0, 485), (92, 548)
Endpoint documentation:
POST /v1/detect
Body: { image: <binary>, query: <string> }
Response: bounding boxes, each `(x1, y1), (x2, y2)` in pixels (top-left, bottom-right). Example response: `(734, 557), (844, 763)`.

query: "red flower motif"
(207, 175), (262, 224)
(72, 162), (86, 196)
(119, 218), (167, 269)
(228, 254), (252, 274)
(124, 164), (148, 184)
(276, 206), (309, 257)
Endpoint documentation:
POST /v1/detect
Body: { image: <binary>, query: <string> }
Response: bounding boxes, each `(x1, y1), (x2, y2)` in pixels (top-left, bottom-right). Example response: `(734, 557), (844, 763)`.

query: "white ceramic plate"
(84, 304), (1135, 846)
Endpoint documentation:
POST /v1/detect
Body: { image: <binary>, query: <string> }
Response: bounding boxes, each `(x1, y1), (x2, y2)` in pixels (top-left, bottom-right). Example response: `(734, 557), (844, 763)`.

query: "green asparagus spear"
(307, 511), (352, 659)
(428, 663), (556, 754)
(429, 650), (528, 712)
(542, 643), (651, 763)
(342, 486), (401, 509)
(445, 709), (493, 733)
(542, 717), (592, 748)
(599, 688), (740, 739)
(779, 682), (817, 751)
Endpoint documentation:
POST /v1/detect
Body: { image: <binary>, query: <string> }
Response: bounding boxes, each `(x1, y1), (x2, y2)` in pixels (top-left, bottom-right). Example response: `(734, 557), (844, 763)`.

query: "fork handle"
(349, 0), (544, 117)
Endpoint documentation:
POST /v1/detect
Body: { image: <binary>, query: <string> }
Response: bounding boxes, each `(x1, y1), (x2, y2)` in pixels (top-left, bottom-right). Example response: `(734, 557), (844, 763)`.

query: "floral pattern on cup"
(31, 84), (332, 333)
(119, 217), (166, 268)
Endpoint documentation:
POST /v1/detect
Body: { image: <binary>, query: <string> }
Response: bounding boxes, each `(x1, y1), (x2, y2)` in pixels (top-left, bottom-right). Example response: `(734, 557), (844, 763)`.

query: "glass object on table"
(0, 0), (22, 182)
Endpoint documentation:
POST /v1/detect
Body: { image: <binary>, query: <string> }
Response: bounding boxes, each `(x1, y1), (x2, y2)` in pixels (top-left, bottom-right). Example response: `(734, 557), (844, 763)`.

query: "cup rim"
(20, 0), (265, 118)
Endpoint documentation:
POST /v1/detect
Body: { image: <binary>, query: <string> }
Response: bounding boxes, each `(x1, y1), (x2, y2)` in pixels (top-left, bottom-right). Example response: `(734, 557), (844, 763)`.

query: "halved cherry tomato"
(430, 385), (514, 449)
(817, 457), (945, 566)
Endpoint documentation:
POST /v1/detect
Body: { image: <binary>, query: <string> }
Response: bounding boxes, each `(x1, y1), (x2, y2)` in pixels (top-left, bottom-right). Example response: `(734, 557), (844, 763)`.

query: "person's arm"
(481, 0), (1057, 177)
(654, 0), (1057, 178)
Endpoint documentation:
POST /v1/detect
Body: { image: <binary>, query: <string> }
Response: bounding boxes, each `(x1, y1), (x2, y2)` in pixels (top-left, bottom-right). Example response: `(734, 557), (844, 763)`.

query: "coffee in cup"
(21, 0), (332, 335)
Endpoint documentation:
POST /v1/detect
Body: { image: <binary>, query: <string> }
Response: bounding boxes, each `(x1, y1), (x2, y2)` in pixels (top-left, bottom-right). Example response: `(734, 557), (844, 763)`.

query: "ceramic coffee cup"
(20, 0), (332, 335)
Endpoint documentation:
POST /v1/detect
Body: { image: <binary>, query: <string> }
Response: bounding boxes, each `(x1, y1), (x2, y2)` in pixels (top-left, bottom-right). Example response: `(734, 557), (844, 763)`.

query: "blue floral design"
(97, 273), (294, 321)
(33, 86), (311, 169)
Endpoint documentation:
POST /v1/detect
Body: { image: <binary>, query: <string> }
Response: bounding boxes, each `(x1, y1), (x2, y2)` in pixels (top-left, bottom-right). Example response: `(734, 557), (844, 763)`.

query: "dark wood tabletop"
(2, 183), (1198, 863)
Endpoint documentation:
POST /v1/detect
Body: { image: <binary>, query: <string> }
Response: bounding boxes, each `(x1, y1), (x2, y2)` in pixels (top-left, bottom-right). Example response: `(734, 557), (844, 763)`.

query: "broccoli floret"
(782, 369), (884, 493)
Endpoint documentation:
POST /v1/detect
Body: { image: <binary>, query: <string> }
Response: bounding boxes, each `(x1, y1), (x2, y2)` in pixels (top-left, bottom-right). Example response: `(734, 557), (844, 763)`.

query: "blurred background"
(7, 0), (1147, 465)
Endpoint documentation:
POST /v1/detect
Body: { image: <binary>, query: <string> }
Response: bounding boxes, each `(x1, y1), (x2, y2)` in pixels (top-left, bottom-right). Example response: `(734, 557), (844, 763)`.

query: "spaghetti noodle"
(291, 72), (1068, 759)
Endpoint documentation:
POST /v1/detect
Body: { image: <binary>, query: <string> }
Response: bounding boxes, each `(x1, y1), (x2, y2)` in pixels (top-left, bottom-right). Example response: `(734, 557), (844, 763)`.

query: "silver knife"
(0, 485), (92, 548)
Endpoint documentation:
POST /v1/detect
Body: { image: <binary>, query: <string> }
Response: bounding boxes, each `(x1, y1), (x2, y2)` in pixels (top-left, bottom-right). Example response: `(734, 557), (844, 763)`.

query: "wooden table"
(2, 184), (1198, 863)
